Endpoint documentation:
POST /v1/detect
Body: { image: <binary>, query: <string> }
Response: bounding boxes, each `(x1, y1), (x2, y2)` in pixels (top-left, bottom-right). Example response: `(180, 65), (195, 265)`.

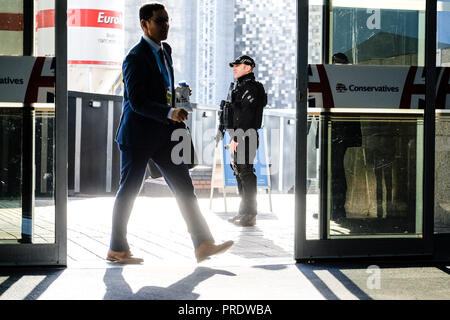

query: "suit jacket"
(115, 37), (176, 150)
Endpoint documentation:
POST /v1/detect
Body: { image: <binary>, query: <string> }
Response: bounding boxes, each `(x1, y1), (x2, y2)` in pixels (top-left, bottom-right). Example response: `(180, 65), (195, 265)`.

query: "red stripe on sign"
(0, 13), (23, 31)
(316, 65), (335, 108)
(436, 68), (450, 109)
(399, 66), (424, 109)
(308, 65), (335, 108)
(36, 9), (55, 29)
(24, 57), (55, 104)
(67, 9), (123, 29)
(68, 60), (122, 66)
(36, 9), (123, 29)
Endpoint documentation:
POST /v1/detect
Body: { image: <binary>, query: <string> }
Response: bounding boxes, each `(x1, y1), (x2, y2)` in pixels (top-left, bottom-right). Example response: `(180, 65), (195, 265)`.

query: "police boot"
(228, 213), (243, 223)
(228, 168), (244, 224)
(233, 214), (256, 227)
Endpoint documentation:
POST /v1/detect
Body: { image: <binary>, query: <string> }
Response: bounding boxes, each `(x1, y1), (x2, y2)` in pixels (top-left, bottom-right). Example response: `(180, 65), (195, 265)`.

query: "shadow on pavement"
(103, 266), (236, 300)
(295, 264), (373, 300)
(0, 268), (64, 300)
(213, 210), (293, 260)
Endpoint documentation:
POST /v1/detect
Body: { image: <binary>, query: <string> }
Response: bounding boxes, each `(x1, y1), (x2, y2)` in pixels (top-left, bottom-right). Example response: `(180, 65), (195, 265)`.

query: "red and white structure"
(35, 0), (124, 66)
(35, 0), (124, 93)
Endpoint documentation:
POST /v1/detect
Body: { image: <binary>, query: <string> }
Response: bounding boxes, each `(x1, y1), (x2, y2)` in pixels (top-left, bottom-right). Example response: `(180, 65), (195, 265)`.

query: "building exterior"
(123, 0), (321, 108)
(124, 0), (234, 106)
(2, 0), (450, 266)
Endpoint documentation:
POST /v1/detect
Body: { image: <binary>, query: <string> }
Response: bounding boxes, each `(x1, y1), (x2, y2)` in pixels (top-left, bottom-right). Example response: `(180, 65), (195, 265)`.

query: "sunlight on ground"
(65, 194), (296, 267)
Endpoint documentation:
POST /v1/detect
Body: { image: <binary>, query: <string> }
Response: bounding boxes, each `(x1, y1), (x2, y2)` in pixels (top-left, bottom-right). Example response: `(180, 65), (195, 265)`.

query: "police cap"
(229, 55), (256, 68)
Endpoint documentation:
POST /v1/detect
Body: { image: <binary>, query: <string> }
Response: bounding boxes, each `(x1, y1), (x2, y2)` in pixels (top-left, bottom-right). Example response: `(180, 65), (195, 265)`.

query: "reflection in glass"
(34, 107), (55, 243)
(327, 113), (423, 238)
(331, 1), (425, 66)
(437, 0), (450, 67)
(312, 0), (427, 239)
(435, 1), (450, 234)
(306, 112), (320, 240)
(435, 114), (450, 233)
(0, 109), (22, 242)
(0, 107), (55, 244)
(0, 0), (23, 56)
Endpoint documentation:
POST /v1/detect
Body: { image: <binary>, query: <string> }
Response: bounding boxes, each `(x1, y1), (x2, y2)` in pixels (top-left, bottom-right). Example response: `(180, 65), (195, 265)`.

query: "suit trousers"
(110, 142), (214, 252)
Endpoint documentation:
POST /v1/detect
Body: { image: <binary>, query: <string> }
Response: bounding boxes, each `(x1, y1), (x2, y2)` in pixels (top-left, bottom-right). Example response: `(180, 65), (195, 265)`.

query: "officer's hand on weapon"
(171, 108), (189, 122)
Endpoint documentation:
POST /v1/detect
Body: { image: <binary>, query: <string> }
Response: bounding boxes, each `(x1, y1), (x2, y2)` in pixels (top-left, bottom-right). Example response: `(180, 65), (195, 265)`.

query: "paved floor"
(1, 194), (450, 301)
(65, 194), (295, 267)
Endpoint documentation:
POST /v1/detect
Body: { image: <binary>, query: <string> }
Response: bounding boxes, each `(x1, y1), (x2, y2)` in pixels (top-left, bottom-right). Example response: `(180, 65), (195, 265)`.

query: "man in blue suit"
(107, 3), (233, 264)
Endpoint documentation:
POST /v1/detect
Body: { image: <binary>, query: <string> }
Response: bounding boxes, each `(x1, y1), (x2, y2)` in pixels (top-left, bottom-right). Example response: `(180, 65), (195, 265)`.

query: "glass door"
(434, 0), (450, 258)
(296, 0), (435, 260)
(0, 0), (67, 265)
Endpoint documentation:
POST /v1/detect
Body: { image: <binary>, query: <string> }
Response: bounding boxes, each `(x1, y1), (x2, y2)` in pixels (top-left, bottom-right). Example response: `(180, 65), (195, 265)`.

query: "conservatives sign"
(308, 64), (450, 109)
(0, 56), (55, 104)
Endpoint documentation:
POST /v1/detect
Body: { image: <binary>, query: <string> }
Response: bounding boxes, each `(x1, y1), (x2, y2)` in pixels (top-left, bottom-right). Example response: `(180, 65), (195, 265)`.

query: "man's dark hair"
(139, 2), (165, 21)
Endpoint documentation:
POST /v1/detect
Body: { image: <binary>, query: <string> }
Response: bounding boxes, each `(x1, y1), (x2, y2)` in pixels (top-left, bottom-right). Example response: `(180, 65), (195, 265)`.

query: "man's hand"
(229, 140), (238, 154)
(171, 108), (189, 122)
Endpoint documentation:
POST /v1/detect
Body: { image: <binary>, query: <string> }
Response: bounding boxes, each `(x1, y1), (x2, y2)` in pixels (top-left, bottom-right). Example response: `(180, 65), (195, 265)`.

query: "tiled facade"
(124, 0), (323, 109)
(234, 1), (322, 109)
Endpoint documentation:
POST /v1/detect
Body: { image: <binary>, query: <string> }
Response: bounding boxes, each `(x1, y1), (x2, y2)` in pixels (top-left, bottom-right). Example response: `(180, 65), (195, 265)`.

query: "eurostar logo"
(336, 83), (347, 93)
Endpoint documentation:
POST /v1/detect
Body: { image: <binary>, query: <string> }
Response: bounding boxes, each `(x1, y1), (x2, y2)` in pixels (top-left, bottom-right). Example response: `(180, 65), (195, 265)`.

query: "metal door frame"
(295, 0), (436, 261)
(0, 0), (67, 266)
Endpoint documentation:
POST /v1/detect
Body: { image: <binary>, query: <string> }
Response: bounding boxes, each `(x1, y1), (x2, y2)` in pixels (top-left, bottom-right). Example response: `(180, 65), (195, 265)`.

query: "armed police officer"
(218, 55), (267, 227)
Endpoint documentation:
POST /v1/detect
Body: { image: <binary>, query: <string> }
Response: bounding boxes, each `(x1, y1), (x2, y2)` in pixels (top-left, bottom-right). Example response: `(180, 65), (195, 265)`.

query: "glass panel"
(435, 0), (450, 234)
(309, 0), (323, 64)
(34, 106), (55, 243)
(33, 0), (56, 243)
(328, 112), (423, 238)
(0, 0), (23, 56)
(66, 0), (123, 94)
(0, 108), (22, 242)
(0, 0), (23, 243)
(307, 0), (426, 239)
(0, 0), (55, 244)
(0, 106), (56, 244)
(0, 0), (23, 242)
(34, 0), (55, 57)
(331, 0), (425, 66)
(437, 0), (450, 67)
(305, 2), (324, 240)
(306, 112), (321, 240)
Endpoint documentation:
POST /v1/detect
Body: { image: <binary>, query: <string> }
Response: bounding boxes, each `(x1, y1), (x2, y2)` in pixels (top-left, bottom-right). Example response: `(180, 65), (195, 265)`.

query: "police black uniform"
(226, 55), (267, 226)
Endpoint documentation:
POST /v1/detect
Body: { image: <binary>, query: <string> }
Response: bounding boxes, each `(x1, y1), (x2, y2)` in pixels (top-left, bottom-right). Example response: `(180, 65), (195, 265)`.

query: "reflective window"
(306, 0), (426, 239)
(435, 0), (450, 234)
(331, 0), (425, 66)
(0, 0), (23, 55)
(0, 0), (56, 244)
